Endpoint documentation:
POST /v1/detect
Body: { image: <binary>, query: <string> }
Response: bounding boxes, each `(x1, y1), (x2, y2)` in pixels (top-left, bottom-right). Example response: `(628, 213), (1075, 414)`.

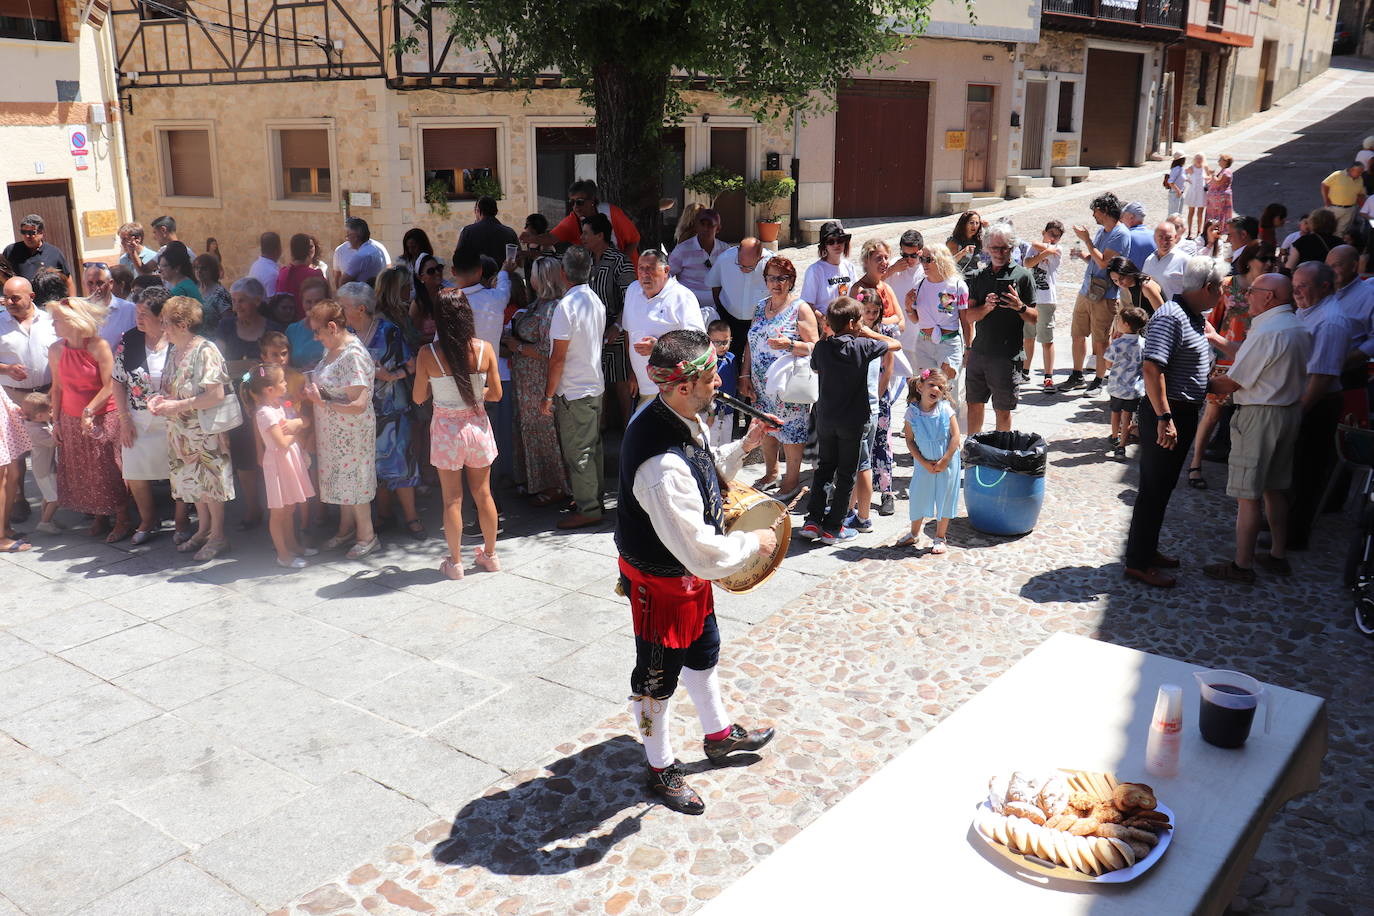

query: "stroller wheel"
(1357, 591), (1374, 639)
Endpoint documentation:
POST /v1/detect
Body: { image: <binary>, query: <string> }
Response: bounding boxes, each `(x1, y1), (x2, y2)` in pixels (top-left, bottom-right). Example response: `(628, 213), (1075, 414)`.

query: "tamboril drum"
(717, 480), (791, 594)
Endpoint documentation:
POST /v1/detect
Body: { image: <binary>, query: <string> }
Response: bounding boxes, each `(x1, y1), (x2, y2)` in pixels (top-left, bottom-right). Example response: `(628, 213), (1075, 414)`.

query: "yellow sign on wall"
(1052, 140), (1070, 159)
(83, 210), (118, 237)
(945, 131), (967, 151)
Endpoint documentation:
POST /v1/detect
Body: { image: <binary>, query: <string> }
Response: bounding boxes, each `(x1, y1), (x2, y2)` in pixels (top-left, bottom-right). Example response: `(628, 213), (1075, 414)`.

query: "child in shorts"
(1102, 307), (1148, 458)
(1023, 220), (1064, 390)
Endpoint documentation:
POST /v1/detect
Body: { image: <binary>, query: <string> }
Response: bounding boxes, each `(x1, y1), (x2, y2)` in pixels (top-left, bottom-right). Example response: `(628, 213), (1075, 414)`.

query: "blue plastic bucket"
(963, 465), (1045, 536)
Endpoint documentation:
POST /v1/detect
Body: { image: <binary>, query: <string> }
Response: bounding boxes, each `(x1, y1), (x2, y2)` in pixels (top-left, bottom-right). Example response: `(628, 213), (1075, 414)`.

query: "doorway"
(7, 181), (79, 280)
(1257, 40), (1278, 112)
(1022, 81), (1048, 174)
(963, 85), (993, 192)
(709, 127), (748, 243)
(1082, 49), (1142, 167)
(833, 79), (929, 218)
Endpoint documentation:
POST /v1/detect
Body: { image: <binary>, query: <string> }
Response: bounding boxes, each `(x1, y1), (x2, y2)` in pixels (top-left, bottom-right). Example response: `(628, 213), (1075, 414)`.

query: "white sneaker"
(34, 521), (61, 535)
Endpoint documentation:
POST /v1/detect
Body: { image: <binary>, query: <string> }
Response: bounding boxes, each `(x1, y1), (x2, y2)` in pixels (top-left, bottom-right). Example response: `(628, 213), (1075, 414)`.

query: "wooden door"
(1021, 81), (1048, 173)
(834, 79), (929, 218)
(1167, 46), (1186, 142)
(1258, 41), (1277, 111)
(1082, 49), (1142, 167)
(7, 180), (79, 285)
(710, 127), (748, 243)
(963, 85), (993, 191)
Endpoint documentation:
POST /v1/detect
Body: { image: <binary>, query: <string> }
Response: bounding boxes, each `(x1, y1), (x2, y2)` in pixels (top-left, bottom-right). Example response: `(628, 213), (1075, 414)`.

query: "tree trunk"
(592, 61), (669, 252)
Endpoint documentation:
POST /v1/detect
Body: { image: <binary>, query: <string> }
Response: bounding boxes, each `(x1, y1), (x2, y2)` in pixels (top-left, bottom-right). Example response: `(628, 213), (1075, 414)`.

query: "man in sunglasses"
(882, 229), (926, 371)
(523, 180), (641, 268)
(2, 215), (74, 293)
(82, 263), (137, 351)
(669, 208), (728, 321)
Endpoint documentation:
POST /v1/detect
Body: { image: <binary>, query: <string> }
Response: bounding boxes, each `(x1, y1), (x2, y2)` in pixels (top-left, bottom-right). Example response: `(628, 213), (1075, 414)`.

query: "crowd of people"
(0, 151), (1372, 588)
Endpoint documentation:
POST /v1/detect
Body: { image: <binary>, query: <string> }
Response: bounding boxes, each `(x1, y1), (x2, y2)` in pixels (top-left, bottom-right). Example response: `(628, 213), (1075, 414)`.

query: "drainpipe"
(94, 23), (134, 227)
(1298, 0), (1314, 85)
(789, 106), (801, 247)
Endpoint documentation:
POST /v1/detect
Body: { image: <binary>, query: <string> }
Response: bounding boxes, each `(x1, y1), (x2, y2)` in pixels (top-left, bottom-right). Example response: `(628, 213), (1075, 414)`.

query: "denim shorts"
(857, 418), (876, 472)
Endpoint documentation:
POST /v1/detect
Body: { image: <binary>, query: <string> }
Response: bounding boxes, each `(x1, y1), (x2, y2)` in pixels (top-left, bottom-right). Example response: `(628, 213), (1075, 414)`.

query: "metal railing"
(1042, 0), (1185, 28)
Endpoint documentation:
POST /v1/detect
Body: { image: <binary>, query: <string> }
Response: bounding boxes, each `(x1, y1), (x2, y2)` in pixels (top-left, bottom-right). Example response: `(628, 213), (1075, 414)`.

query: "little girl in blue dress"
(895, 369), (961, 554)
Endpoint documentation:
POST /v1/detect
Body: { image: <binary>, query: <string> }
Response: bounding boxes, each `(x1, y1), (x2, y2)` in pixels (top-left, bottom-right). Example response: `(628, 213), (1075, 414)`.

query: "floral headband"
(645, 345), (717, 387)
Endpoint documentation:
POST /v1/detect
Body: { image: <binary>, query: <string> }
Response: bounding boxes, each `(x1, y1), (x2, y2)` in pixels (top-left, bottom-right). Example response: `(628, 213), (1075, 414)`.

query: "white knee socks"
(681, 666), (731, 737)
(631, 695), (674, 769)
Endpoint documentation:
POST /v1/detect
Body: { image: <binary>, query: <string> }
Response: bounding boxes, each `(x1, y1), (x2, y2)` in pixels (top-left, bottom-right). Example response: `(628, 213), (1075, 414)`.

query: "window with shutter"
(161, 129), (215, 198)
(277, 129), (332, 200)
(421, 128), (499, 199)
(0, 0), (61, 41)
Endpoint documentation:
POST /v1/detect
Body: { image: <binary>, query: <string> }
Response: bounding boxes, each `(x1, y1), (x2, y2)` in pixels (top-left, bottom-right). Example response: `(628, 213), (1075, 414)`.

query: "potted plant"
(424, 179), (451, 218)
(683, 166), (743, 206)
(467, 172), (503, 201)
(744, 176), (795, 243)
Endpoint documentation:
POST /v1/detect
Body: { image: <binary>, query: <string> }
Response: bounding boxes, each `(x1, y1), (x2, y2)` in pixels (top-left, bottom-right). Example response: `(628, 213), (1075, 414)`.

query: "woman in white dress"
(1183, 153), (1209, 238)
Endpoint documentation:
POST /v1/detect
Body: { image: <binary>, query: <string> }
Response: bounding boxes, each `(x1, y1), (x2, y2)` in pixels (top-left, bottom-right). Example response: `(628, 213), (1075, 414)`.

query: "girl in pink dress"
(246, 365), (316, 568)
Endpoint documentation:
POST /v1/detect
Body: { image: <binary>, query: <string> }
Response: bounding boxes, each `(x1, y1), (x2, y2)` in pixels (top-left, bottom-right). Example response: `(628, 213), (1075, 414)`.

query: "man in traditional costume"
(616, 329), (779, 814)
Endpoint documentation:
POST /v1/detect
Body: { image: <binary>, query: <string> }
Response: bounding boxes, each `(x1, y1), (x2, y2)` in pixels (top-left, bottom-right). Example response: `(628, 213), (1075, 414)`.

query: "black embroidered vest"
(615, 397), (724, 577)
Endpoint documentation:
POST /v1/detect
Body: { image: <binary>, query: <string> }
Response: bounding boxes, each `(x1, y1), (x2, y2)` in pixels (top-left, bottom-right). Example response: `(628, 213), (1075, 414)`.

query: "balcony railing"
(1043, 0), (1185, 29)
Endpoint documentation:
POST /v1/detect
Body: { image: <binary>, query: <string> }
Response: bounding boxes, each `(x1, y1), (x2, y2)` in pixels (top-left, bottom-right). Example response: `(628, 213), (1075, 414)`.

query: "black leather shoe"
(703, 723), (776, 763)
(647, 762), (705, 815)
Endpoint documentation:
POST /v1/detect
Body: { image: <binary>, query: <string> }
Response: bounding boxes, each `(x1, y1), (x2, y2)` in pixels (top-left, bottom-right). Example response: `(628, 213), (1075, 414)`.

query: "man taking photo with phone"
(962, 222), (1037, 435)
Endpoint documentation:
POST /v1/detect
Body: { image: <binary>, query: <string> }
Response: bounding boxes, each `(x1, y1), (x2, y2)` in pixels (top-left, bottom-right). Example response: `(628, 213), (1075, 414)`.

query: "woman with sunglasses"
(1186, 241), (1272, 490)
(906, 243), (969, 386)
(738, 256), (817, 500)
(947, 210), (986, 280)
(800, 222), (860, 318)
(410, 253), (445, 343)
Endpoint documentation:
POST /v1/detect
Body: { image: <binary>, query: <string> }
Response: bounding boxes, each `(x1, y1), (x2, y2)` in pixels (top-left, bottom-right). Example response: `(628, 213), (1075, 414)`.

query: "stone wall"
(121, 79), (796, 280)
(1022, 30), (1087, 74)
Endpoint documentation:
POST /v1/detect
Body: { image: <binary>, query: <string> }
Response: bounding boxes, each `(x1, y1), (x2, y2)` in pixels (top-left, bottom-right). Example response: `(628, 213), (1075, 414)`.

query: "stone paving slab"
(1, 60), (1370, 915)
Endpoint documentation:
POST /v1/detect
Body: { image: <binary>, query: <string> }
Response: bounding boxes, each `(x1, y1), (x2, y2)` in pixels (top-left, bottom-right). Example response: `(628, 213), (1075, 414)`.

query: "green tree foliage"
(403, 0), (940, 244)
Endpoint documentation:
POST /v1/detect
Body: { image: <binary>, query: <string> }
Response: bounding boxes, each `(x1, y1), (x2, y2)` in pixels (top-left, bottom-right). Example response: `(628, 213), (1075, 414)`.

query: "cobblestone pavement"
(2, 63), (1372, 916)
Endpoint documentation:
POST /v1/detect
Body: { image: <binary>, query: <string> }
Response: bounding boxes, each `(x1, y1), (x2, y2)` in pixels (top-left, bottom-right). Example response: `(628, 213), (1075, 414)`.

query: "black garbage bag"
(961, 430), (1048, 477)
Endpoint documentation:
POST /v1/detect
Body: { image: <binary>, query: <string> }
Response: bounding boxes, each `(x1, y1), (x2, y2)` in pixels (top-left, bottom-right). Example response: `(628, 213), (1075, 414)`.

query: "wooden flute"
(713, 390), (783, 428)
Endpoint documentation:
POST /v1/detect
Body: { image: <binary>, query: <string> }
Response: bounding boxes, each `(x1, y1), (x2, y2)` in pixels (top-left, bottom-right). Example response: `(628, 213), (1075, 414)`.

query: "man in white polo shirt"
(1142, 221), (1189, 301)
(623, 251), (706, 407)
(543, 245), (607, 530)
(669, 208), (729, 322)
(334, 218), (388, 286)
(707, 236), (771, 365)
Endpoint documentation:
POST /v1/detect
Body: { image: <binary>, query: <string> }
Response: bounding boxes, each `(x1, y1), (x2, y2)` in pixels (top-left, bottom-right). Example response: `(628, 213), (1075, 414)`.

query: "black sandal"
(1188, 467), (1208, 489)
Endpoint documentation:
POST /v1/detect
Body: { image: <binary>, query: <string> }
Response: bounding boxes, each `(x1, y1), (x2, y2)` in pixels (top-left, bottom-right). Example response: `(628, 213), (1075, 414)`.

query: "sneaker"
(797, 523), (823, 541)
(879, 494), (896, 516)
(818, 526), (858, 546)
(1107, 434), (1120, 448)
(703, 723), (776, 763)
(843, 511), (872, 533)
(1085, 375), (1104, 394)
(1012, 370), (1029, 387)
(1113, 445), (1126, 459)
(1041, 373), (1055, 391)
(646, 762), (705, 815)
(34, 521), (62, 535)
(1056, 371), (1086, 392)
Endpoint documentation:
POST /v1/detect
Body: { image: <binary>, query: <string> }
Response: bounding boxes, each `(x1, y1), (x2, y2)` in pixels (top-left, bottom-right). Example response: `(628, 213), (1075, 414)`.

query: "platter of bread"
(971, 769), (1174, 884)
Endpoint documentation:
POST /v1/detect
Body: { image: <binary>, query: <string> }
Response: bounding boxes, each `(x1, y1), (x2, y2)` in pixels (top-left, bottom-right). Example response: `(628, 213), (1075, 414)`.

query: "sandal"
(321, 532), (355, 551)
(192, 538), (229, 562)
(440, 556), (464, 580)
(176, 535), (208, 553)
(405, 519), (428, 541)
(1202, 560), (1255, 584)
(1188, 467), (1208, 489)
(528, 492), (565, 508)
(345, 536), (381, 560)
(105, 523), (135, 544)
(893, 531), (917, 548)
(930, 537), (948, 555)
(0, 538), (32, 553)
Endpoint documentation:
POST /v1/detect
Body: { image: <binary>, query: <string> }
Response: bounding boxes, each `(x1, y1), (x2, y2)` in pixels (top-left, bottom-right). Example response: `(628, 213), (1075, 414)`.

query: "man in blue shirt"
(1120, 202), (1156, 270)
(1060, 193), (1130, 394)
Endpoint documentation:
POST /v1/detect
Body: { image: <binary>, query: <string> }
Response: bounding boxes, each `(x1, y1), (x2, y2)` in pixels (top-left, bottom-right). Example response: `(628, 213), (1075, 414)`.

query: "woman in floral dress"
(854, 238), (906, 517)
(1205, 154), (1235, 225)
(338, 282), (423, 539)
(303, 299), (379, 560)
(738, 256), (819, 500)
(504, 257), (569, 505)
(0, 387), (33, 552)
(148, 296), (235, 560)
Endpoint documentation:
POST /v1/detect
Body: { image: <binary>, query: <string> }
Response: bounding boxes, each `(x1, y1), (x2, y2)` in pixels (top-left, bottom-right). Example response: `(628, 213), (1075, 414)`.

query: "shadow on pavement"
(1018, 563), (1120, 605)
(433, 736), (651, 876)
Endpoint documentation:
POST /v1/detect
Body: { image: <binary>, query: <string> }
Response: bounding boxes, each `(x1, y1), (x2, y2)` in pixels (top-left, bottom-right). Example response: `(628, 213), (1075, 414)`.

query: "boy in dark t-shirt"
(798, 296), (901, 545)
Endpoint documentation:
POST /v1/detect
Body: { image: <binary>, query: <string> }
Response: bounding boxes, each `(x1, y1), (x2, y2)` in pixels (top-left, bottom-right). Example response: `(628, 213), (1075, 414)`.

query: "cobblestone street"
(1, 61), (1372, 916)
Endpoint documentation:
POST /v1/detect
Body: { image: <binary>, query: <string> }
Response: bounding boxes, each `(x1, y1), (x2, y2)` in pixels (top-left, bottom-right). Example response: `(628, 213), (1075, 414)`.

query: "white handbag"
(765, 352), (819, 405)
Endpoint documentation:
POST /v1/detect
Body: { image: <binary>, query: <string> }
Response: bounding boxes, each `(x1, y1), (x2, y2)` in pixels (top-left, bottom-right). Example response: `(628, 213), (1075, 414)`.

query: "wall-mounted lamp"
(702, 113), (710, 123)
(1010, 111), (1021, 128)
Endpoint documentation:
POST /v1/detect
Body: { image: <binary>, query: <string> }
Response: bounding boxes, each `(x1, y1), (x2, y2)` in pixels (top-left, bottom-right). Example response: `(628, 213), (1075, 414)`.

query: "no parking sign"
(68, 126), (90, 170)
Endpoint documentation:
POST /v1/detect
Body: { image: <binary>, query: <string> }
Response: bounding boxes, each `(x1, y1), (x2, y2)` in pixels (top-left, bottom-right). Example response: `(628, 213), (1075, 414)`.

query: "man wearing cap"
(1120, 202), (1155, 269)
(800, 221), (860, 316)
(669, 207), (729, 322)
(616, 328), (778, 814)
